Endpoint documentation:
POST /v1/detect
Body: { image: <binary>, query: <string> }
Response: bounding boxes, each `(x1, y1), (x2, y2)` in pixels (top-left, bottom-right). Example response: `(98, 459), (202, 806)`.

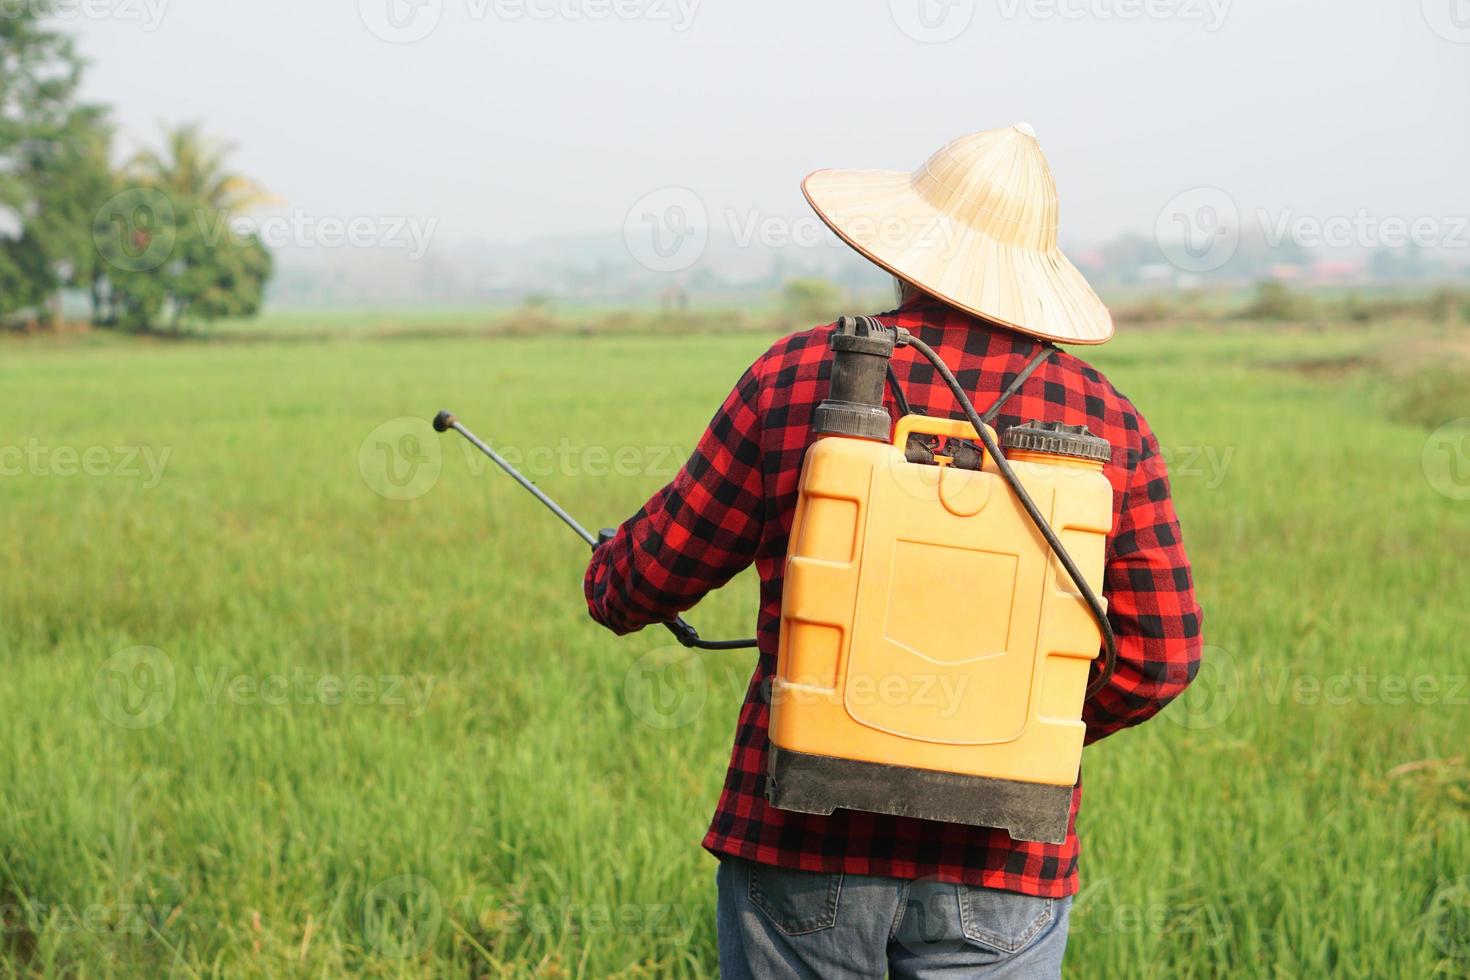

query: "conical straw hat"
(802, 124), (1113, 345)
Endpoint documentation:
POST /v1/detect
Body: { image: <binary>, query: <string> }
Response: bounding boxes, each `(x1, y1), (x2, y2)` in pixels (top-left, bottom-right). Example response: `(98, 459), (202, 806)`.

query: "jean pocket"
(957, 885), (1055, 954)
(746, 862), (844, 936)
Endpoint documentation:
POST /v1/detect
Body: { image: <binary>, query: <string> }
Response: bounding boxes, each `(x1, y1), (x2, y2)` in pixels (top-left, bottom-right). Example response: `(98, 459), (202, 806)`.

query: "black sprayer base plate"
(765, 746), (1074, 845)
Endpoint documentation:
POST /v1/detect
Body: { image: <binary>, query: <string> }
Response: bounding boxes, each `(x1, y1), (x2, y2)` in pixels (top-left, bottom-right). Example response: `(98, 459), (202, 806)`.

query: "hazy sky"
(69, 0), (1469, 248)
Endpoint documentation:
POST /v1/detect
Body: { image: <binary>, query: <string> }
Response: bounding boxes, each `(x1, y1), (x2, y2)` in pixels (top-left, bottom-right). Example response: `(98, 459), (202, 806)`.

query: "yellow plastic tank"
(767, 413), (1113, 843)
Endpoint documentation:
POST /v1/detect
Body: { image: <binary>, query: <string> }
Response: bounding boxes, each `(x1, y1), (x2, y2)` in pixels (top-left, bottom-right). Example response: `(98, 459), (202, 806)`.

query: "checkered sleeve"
(583, 360), (767, 635)
(1083, 422), (1204, 743)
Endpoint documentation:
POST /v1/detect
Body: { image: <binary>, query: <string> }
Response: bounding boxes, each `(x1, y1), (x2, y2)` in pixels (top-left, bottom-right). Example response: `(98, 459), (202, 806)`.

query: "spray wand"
(432, 410), (758, 651)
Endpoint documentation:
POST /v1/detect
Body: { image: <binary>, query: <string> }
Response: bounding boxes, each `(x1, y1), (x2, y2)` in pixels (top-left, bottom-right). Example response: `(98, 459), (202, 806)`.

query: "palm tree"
(114, 123), (277, 331)
(127, 121), (275, 213)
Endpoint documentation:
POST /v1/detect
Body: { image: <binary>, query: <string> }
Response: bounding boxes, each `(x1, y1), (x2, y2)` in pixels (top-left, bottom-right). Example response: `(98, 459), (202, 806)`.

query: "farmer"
(585, 124), (1203, 978)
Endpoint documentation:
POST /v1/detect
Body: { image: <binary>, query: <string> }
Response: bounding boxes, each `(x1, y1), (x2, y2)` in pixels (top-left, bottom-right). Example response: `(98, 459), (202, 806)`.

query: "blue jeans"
(716, 857), (1071, 978)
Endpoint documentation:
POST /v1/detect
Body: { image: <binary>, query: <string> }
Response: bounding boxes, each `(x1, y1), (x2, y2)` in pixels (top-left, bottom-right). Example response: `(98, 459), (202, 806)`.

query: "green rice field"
(1, 314), (1467, 977)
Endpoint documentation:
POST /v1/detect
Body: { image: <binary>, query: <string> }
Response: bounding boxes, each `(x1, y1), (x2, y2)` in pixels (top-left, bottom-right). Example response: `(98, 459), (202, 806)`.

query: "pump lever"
(433, 410), (758, 652)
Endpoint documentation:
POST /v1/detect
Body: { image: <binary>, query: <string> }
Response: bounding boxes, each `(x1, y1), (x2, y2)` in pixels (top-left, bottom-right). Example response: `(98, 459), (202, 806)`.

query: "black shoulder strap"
(885, 361), (913, 417)
(981, 346), (1055, 425)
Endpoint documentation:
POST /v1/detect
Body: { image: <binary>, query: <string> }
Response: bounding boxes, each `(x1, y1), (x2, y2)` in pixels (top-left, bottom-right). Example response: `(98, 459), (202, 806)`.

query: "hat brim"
(802, 168), (1114, 345)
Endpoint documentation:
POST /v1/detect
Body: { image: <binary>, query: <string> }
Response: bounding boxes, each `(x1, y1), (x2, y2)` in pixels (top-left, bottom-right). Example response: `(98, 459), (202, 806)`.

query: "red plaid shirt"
(584, 294), (1203, 898)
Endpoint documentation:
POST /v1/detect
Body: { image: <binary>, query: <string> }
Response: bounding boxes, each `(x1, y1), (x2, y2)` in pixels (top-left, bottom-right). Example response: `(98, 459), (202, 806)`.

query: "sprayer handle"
(665, 617), (703, 648)
(892, 414), (996, 449)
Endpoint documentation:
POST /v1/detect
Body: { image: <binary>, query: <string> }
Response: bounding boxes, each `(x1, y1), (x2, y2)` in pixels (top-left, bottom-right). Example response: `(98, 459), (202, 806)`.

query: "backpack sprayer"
(433, 314), (1116, 844)
(766, 316), (1116, 844)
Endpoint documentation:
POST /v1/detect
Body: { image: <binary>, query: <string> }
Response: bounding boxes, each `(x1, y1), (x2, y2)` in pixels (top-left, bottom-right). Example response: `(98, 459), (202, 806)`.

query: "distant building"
(1307, 260), (1367, 284)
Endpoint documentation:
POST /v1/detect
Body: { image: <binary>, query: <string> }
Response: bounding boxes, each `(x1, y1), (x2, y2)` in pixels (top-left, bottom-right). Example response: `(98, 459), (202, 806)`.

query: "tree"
(126, 122), (274, 213)
(94, 189), (272, 331)
(23, 105), (118, 322)
(94, 189), (273, 331)
(0, 0), (107, 323)
(94, 125), (275, 331)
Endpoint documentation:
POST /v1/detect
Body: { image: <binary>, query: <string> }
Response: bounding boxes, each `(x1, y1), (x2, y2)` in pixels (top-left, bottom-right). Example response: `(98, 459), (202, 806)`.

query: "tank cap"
(1003, 421), (1112, 463)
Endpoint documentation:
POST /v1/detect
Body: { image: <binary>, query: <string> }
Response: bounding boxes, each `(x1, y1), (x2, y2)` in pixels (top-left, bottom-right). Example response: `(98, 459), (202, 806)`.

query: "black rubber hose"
(684, 633), (761, 651)
(903, 335), (1118, 699)
(886, 362), (914, 417)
